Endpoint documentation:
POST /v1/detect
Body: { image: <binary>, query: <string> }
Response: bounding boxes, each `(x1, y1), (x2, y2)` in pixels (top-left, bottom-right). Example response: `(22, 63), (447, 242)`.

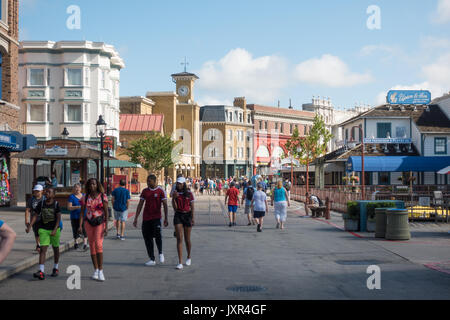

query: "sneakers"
(116, 234), (121, 240)
(145, 260), (156, 266)
(186, 259), (192, 266)
(33, 271), (45, 280)
(176, 264), (184, 270)
(51, 268), (59, 277)
(83, 244), (89, 251)
(276, 223), (280, 229)
(159, 254), (165, 264)
(247, 222), (252, 226)
(229, 222), (232, 227)
(92, 270), (99, 280)
(257, 224), (262, 232)
(233, 222), (237, 226)
(98, 270), (105, 282)
(74, 243), (79, 250)
(120, 236), (125, 241)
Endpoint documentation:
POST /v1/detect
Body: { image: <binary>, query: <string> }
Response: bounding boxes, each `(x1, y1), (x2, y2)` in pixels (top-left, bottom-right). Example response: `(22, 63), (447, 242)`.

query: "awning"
(438, 166), (450, 175)
(347, 156), (450, 173)
(0, 132), (37, 152)
(104, 160), (142, 168)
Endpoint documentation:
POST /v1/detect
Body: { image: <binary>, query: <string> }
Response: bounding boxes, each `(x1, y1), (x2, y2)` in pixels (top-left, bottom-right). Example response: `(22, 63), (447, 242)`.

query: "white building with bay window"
(19, 41), (125, 143)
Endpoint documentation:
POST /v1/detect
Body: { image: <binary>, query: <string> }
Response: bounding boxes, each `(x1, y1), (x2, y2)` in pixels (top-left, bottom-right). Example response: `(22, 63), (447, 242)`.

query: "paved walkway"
(0, 195), (450, 299)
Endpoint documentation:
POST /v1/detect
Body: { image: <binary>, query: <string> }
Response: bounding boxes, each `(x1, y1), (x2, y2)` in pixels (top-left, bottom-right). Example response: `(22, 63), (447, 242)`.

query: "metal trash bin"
(386, 209), (411, 241)
(375, 208), (388, 238)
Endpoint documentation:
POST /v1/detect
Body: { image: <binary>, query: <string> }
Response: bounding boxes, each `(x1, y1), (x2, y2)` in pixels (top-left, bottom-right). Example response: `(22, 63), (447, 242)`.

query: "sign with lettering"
(387, 90), (431, 105)
(45, 146), (68, 156)
(364, 138), (412, 144)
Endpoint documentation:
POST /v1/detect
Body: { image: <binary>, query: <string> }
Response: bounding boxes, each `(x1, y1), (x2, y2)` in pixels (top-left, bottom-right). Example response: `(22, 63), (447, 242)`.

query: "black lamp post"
(61, 128), (69, 186)
(234, 159), (237, 178)
(96, 116), (107, 187)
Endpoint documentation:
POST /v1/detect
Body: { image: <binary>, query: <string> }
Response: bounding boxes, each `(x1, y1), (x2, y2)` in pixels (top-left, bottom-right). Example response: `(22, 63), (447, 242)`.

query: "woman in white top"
(251, 183), (269, 232)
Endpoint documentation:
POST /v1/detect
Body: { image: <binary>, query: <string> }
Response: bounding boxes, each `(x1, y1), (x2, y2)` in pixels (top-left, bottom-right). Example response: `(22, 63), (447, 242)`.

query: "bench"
(310, 206), (326, 218)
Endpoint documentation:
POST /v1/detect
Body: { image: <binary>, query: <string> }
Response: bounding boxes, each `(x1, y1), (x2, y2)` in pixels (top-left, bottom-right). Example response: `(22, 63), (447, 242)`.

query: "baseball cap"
(33, 185), (44, 191)
(177, 177), (186, 184)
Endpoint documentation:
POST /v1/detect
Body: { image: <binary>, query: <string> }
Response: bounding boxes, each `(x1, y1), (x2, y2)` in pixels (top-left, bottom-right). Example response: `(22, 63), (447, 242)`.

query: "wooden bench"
(310, 206), (326, 218)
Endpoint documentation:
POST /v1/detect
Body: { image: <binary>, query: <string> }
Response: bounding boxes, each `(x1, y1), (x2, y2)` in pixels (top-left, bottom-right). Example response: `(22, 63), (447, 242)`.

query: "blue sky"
(20, 0), (450, 109)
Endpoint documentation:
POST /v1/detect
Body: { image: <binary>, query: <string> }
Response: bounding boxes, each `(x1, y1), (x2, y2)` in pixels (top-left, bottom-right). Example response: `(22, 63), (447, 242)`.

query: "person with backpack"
(271, 180), (291, 230)
(241, 180), (256, 226)
(305, 192), (322, 216)
(25, 184), (45, 253)
(79, 178), (109, 282)
(26, 187), (61, 280)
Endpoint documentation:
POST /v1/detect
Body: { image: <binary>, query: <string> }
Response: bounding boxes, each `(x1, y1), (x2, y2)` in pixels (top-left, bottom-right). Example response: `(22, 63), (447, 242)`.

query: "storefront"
(0, 132), (37, 206)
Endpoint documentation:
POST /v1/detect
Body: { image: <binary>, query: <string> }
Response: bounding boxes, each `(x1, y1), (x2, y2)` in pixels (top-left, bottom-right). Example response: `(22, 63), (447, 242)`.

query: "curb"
(0, 220), (116, 282)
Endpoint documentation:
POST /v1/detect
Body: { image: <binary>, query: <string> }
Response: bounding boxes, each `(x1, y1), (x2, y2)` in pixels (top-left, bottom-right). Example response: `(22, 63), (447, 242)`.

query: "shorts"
(38, 228), (61, 248)
(174, 212), (193, 228)
(114, 210), (128, 222)
(228, 205), (238, 213)
(254, 211), (266, 219)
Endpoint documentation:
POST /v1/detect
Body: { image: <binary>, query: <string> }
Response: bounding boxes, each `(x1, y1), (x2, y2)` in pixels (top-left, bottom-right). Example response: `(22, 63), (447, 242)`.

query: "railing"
(291, 185), (450, 219)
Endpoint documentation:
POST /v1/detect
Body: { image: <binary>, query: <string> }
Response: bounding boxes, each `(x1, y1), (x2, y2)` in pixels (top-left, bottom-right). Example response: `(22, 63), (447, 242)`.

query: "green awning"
(104, 160), (142, 168)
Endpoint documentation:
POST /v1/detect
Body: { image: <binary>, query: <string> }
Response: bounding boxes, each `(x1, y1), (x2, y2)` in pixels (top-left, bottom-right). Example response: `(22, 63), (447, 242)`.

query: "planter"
(344, 219), (359, 231)
(366, 219), (376, 232)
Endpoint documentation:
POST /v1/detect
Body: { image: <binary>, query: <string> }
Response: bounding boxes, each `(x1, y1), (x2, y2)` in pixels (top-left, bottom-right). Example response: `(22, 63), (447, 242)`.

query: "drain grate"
(335, 260), (385, 265)
(226, 285), (267, 293)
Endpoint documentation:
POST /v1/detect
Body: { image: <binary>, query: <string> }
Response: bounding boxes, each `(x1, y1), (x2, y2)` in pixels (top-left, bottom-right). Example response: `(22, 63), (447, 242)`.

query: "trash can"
(386, 209), (411, 241)
(375, 208), (387, 238)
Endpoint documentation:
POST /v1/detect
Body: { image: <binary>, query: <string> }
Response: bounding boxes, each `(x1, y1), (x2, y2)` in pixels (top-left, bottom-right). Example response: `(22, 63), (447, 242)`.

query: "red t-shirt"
(226, 187), (239, 206)
(140, 187), (167, 221)
(173, 191), (195, 212)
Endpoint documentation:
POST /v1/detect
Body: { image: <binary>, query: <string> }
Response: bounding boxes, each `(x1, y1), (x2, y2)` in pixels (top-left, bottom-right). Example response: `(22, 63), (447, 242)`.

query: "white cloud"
(293, 54), (373, 88)
(196, 48), (289, 105)
(433, 0), (450, 23)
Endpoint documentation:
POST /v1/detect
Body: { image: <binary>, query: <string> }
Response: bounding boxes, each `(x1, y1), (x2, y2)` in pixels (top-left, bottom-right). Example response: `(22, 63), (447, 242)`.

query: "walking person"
(79, 178), (108, 282)
(271, 181), (291, 230)
(112, 179), (131, 240)
(225, 182), (239, 227)
(172, 177), (195, 270)
(251, 183), (269, 232)
(68, 184), (88, 251)
(25, 184), (45, 253)
(26, 188), (61, 280)
(242, 181), (256, 226)
(133, 175), (168, 266)
(0, 220), (16, 264)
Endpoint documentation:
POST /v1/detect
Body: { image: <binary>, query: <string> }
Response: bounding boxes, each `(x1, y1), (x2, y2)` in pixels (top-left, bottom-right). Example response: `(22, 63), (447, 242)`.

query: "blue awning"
(347, 156), (450, 173)
(0, 132), (37, 152)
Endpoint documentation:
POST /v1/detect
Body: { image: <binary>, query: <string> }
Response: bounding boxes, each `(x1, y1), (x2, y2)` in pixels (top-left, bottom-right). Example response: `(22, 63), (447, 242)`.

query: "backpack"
(317, 197), (324, 206)
(246, 187), (255, 201)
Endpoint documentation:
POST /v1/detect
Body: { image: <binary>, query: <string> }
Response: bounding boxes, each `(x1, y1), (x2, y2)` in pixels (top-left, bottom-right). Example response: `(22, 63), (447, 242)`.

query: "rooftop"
(120, 114), (164, 133)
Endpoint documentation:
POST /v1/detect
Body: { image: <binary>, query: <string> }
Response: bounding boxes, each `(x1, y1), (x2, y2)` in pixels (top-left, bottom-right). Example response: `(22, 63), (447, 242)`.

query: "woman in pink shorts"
(79, 178), (108, 282)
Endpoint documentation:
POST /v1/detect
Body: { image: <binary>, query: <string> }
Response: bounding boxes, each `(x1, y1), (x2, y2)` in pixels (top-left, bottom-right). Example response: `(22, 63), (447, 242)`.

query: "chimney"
(234, 97), (246, 110)
(289, 99), (293, 109)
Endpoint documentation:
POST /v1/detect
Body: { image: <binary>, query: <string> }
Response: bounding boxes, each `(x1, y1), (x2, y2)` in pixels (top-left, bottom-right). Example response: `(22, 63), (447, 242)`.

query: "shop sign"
(364, 138), (412, 144)
(387, 90), (431, 105)
(45, 146), (68, 156)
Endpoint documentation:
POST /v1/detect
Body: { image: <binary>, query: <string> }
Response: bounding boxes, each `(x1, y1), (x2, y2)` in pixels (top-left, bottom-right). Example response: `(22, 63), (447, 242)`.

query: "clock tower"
(171, 72), (199, 104)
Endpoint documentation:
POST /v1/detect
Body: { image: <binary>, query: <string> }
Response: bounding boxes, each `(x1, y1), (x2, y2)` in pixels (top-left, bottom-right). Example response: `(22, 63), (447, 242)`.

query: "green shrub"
(346, 201), (359, 220)
(366, 202), (397, 221)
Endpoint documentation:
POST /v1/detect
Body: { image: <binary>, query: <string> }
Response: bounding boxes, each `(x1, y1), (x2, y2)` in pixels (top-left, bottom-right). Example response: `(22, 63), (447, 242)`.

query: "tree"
(285, 115), (333, 193)
(122, 133), (180, 176)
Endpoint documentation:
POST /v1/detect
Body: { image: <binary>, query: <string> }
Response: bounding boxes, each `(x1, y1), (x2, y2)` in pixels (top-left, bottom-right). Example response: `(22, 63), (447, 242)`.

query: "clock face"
(178, 86), (189, 97)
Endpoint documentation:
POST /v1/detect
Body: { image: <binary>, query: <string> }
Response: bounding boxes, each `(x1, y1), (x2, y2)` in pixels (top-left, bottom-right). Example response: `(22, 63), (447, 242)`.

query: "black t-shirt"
(27, 196), (46, 222)
(36, 201), (61, 231)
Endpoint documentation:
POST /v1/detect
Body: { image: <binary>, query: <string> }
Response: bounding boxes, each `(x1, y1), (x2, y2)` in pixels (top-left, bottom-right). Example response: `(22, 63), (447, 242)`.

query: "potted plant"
(343, 201), (359, 231)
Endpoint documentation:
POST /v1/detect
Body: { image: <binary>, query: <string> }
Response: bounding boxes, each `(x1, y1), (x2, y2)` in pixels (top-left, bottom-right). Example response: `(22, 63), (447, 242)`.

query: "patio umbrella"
(437, 166), (450, 175)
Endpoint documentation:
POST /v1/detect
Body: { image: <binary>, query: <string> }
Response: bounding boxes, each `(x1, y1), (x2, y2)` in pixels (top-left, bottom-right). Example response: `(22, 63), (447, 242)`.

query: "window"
(259, 121), (263, 130)
(0, 0), (6, 23)
(345, 129), (349, 141)
(228, 130), (233, 141)
(208, 129), (217, 141)
(280, 123), (284, 134)
(228, 147), (233, 158)
(29, 69), (45, 86)
(377, 123), (392, 138)
(290, 124), (293, 134)
(435, 138), (447, 155)
(228, 112), (233, 122)
(67, 68), (82, 86)
(238, 130), (244, 142)
(351, 127), (355, 141)
(265, 121), (268, 130)
(275, 123), (279, 132)
(396, 127), (407, 138)
(209, 147), (217, 157)
(29, 104), (45, 122)
(67, 105), (82, 122)
(239, 113), (243, 123)
(47, 69), (51, 86)
(247, 114), (251, 124)
(246, 147), (250, 158)
(379, 172), (390, 185)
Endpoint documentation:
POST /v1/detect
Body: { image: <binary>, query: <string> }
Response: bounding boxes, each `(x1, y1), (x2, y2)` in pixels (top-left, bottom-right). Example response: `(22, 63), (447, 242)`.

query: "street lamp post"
(96, 116), (107, 187)
(234, 159), (237, 179)
(61, 128), (69, 187)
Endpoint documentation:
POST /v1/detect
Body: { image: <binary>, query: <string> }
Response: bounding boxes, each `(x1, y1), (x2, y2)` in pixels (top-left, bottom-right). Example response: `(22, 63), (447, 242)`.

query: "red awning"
(120, 114), (164, 133)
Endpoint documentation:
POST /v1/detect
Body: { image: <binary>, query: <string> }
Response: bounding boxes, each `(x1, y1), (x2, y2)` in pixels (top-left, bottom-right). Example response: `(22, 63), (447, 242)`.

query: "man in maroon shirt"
(225, 182), (240, 227)
(134, 175), (168, 266)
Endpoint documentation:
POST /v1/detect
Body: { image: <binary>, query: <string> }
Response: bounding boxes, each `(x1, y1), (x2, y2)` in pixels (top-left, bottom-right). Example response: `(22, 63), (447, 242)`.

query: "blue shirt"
(0, 220), (3, 229)
(112, 187), (131, 212)
(68, 194), (83, 219)
(274, 187), (287, 202)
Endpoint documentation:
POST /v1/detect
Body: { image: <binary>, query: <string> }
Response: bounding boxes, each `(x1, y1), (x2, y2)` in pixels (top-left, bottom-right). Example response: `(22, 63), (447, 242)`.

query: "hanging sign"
(387, 90), (431, 105)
